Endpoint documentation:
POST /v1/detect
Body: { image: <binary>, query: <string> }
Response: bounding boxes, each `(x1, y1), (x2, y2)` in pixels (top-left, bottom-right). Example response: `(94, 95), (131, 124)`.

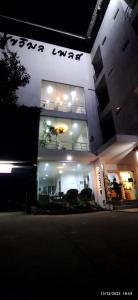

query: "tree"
(0, 49), (30, 105)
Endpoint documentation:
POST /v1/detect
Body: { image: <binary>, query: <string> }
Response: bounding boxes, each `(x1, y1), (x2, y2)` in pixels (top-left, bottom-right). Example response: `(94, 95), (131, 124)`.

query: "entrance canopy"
(97, 134), (138, 164)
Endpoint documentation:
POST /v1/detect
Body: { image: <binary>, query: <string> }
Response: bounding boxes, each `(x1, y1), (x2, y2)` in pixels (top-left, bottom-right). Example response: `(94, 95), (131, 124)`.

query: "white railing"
(40, 100), (86, 114)
(39, 140), (89, 151)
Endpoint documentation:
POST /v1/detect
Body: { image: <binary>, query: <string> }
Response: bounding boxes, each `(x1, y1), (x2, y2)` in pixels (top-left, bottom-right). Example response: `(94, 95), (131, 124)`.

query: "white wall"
(60, 173), (84, 193)
(91, 0), (138, 136)
(0, 32), (103, 151)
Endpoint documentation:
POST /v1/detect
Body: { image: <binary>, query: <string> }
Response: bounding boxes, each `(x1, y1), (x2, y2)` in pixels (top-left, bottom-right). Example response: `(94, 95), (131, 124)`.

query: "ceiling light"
(56, 97), (60, 101)
(77, 164), (80, 167)
(68, 102), (72, 107)
(45, 174), (48, 177)
(73, 123), (78, 128)
(46, 120), (51, 125)
(59, 101), (63, 106)
(63, 94), (68, 100)
(47, 86), (53, 94)
(59, 170), (63, 174)
(0, 163), (13, 173)
(45, 163), (49, 167)
(67, 155), (72, 161)
(57, 166), (64, 169)
(46, 99), (50, 103)
(63, 163), (66, 166)
(69, 131), (73, 135)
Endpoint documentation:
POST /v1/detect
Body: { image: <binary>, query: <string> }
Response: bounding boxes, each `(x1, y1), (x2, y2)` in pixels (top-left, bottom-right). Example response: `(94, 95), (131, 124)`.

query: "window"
(37, 161), (92, 199)
(132, 14), (138, 35)
(92, 47), (103, 80)
(100, 111), (115, 143)
(96, 76), (110, 111)
(125, 0), (137, 8)
(40, 80), (86, 114)
(122, 39), (130, 51)
(39, 117), (89, 151)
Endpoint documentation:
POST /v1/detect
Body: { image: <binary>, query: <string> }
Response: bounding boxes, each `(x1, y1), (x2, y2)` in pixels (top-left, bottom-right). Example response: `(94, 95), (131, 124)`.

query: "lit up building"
(0, 0), (138, 209)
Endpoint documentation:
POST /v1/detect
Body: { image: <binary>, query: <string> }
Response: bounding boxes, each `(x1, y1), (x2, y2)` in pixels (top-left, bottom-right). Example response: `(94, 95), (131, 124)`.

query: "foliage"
(0, 49), (30, 105)
(39, 120), (58, 146)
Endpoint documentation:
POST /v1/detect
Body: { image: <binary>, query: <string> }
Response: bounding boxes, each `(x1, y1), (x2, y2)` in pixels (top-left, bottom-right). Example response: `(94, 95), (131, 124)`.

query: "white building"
(0, 0), (138, 209)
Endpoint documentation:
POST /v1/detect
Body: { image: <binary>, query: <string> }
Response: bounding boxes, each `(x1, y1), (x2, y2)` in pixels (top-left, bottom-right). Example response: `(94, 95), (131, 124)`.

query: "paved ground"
(0, 211), (138, 298)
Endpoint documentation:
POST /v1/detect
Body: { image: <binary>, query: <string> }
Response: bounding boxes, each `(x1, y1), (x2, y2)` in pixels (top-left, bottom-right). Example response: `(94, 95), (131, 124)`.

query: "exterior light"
(67, 155), (72, 161)
(116, 107), (121, 114)
(47, 86), (53, 94)
(0, 163), (13, 173)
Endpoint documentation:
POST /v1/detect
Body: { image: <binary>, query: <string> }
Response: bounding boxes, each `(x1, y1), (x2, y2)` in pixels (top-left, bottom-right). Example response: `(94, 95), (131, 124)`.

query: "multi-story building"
(0, 0), (138, 209)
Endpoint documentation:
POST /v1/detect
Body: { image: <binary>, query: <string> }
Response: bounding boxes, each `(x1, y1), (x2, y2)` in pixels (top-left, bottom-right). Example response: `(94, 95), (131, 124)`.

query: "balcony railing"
(39, 140), (89, 151)
(40, 100), (86, 114)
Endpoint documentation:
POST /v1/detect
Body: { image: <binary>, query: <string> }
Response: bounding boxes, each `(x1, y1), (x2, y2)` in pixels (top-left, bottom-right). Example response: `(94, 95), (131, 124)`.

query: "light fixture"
(59, 170), (63, 174)
(57, 166), (64, 169)
(63, 94), (68, 100)
(55, 124), (68, 133)
(45, 174), (48, 177)
(73, 123), (78, 128)
(115, 106), (121, 114)
(77, 164), (80, 167)
(46, 128), (49, 133)
(46, 99), (50, 103)
(45, 163), (49, 167)
(56, 97), (60, 102)
(69, 131), (73, 135)
(46, 120), (51, 125)
(68, 102), (72, 107)
(47, 86), (53, 94)
(0, 163), (13, 173)
(59, 101), (63, 106)
(63, 163), (66, 166)
(67, 155), (72, 161)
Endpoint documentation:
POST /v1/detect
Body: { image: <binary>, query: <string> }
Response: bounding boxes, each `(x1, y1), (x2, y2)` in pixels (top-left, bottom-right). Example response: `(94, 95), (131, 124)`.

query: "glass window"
(39, 117), (89, 151)
(37, 161), (92, 199)
(40, 80), (86, 114)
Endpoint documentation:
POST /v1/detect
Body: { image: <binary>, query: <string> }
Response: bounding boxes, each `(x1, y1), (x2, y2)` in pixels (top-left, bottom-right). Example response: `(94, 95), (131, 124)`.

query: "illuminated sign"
(96, 166), (102, 195)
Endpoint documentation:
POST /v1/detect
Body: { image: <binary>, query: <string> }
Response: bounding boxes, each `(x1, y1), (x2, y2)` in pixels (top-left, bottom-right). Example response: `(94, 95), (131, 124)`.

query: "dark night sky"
(0, 1), (96, 35)
(0, 1), (110, 51)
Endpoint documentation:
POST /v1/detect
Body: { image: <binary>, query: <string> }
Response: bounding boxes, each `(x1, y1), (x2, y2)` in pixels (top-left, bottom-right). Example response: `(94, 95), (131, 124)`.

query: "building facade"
(0, 0), (138, 209)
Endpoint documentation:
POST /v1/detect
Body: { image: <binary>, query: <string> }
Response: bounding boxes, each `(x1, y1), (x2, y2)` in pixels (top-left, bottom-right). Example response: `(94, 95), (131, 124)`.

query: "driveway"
(0, 211), (137, 297)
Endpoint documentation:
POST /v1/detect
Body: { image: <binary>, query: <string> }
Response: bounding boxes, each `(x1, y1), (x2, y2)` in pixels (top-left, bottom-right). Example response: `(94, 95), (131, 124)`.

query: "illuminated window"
(40, 80), (86, 114)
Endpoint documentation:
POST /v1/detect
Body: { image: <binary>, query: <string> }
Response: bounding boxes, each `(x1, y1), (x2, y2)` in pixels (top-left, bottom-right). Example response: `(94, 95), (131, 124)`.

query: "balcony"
(39, 117), (89, 152)
(40, 99), (86, 114)
(39, 140), (89, 151)
(40, 80), (86, 114)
